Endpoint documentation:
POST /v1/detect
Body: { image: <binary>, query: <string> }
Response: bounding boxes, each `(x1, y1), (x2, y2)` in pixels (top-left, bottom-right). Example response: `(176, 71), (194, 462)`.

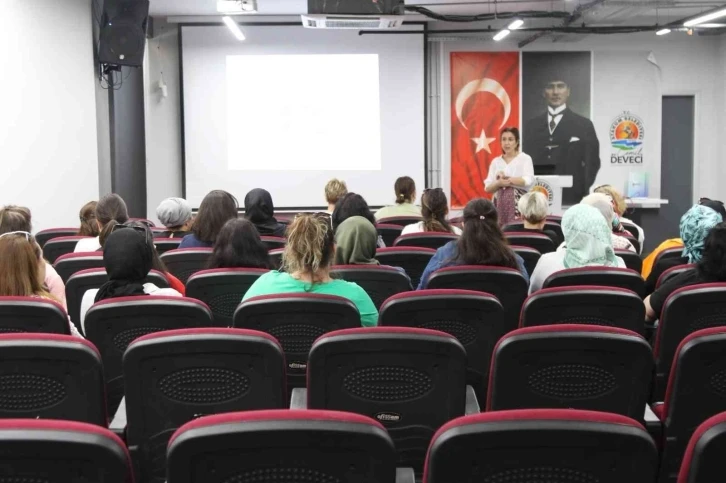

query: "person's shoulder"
(452, 226), (463, 235)
(401, 222), (423, 235)
(516, 152), (534, 163)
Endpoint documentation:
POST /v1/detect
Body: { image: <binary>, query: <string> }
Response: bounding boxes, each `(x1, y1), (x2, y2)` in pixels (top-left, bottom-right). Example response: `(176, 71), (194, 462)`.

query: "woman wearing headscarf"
(529, 204), (626, 294)
(580, 193), (636, 252)
(244, 188), (287, 238)
(156, 197), (193, 238)
(78, 228), (182, 332)
(644, 203), (723, 295)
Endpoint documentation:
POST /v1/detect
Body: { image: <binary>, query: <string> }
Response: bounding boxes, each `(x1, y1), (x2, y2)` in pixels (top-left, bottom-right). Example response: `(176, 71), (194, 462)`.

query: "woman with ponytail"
(374, 176), (422, 221)
(417, 198), (528, 289)
(401, 188), (461, 235)
(74, 194), (129, 252)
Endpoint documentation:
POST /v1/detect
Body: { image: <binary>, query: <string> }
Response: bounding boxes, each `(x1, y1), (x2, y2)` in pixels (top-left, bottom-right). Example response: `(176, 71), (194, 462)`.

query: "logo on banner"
(532, 179), (554, 206)
(610, 112), (644, 164)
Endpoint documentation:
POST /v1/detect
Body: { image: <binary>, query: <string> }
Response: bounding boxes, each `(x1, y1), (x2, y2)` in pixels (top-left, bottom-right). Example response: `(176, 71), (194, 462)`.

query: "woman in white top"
(401, 188), (462, 236)
(484, 127), (535, 227)
(74, 193), (129, 252)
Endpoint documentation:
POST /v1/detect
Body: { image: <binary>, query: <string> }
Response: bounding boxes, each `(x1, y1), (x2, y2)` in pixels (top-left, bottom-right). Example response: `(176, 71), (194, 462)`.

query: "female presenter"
(484, 127), (535, 227)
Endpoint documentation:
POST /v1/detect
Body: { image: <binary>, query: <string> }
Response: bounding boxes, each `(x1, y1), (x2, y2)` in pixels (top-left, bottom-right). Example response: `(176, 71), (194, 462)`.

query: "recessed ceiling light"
(217, 0), (257, 14)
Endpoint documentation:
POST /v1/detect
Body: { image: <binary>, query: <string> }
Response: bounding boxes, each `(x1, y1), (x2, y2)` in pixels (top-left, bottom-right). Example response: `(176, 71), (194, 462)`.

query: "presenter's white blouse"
(484, 152), (535, 191)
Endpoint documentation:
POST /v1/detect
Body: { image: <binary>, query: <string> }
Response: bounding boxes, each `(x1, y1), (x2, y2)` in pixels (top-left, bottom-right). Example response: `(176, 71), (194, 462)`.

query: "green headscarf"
(680, 204), (723, 263)
(334, 216), (380, 266)
(562, 204), (619, 268)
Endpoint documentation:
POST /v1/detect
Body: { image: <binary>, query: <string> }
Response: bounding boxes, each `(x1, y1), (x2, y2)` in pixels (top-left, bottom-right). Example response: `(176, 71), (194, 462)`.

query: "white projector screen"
(181, 24), (425, 208)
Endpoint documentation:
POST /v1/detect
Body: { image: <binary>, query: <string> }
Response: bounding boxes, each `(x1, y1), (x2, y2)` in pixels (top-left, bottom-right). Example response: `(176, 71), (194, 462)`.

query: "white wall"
(0, 0), (99, 231)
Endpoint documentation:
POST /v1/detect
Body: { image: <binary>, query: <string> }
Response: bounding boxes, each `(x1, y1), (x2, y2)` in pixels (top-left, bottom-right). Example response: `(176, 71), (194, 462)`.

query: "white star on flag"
(471, 129), (496, 154)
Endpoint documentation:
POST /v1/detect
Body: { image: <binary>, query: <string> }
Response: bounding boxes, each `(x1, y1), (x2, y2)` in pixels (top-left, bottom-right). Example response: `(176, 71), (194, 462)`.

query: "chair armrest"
(465, 385), (480, 415)
(396, 468), (415, 483)
(644, 403), (662, 443)
(290, 388), (308, 409)
(109, 397), (127, 437)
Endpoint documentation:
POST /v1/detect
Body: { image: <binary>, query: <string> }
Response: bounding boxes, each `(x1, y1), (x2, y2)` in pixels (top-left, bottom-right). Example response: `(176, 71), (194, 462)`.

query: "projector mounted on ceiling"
(301, 14), (404, 29)
(303, 0), (404, 29)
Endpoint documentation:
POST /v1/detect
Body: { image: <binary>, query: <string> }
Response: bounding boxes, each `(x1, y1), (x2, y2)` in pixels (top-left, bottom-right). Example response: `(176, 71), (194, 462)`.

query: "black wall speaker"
(99, 0), (150, 67)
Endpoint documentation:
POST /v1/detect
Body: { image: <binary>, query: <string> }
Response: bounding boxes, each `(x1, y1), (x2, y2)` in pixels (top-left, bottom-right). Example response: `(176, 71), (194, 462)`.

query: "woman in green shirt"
(374, 176), (423, 221)
(243, 213), (378, 327)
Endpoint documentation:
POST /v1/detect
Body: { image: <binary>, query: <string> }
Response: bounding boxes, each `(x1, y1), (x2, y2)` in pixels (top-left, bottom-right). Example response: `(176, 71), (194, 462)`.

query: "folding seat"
(260, 235), (286, 250)
(65, 268), (170, 331)
(0, 296), (71, 334)
(53, 252), (104, 283)
(0, 419), (131, 482)
(167, 409), (398, 483)
(379, 289), (505, 399)
(426, 265), (528, 327)
(656, 264), (695, 289)
(652, 284), (726, 400)
(506, 220), (564, 242)
(488, 325), (653, 421)
(301, 327), (473, 474)
(123, 328), (287, 483)
(35, 227), (78, 248)
(160, 248), (213, 284)
(375, 246), (435, 288)
(42, 235), (91, 263)
(186, 268), (268, 326)
(543, 266), (646, 298)
(393, 232), (459, 250)
(331, 265), (412, 309)
(504, 231), (555, 254)
(268, 247), (284, 269)
(652, 327), (726, 482)
(85, 296), (213, 412)
(153, 237), (182, 255)
(510, 245), (540, 276)
(377, 223), (403, 247)
(378, 215), (424, 227)
(234, 293), (360, 388)
(616, 249), (643, 273)
(423, 409), (658, 483)
(520, 286), (645, 334)
(677, 412), (726, 483)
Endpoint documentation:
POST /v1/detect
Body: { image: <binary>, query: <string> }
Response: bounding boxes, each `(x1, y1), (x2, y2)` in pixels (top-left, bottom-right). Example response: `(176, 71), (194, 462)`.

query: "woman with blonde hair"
(324, 179), (348, 214)
(503, 191), (558, 244)
(243, 213), (377, 327)
(593, 184), (643, 245)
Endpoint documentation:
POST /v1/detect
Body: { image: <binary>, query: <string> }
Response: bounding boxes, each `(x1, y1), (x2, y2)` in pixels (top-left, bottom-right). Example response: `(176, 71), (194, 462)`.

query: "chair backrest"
(625, 235), (641, 254)
(504, 231), (555, 254)
(160, 248), (213, 284)
(374, 247), (436, 289)
(655, 246), (687, 267)
(124, 328), (287, 483)
(0, 296), (70, 335)
(505, 221), (563, 243)
(427, 265), (528, 327)
(677, 412), (726, 483)
(35, 227), (78, 248)
(331, 265), (412, 309)
(0, 419), (132, 482)
(657, 264), (695, 290)
(268, 248), (284, 269)
(520, 286), (646, 334)
(510, 245), (541, 276)
(378, 216), (424, 227)
(308, 327), (466, 472)
(488, 325), (653, 421)
(53, 252), (105, 283)
(42, 236), (91, 263)
(0, 334), (105, 425)
(378, 289), (505, 400)
(186, 268), (268, 326)
(234, 293), (361, 388)
(153, 238), (182, 255)
(654, 284), (726, 400)
(543, 266), (646, 298)
(393, 232), (459, 250)
(423, 409), (658, 483)
(167, 409), (396, 483)
(658, 328), (726, 482)
(84, 296), (213, 413)
(376, 223), (403, 247)
(260, 236), (286, 251)
(616, 249), (643, 273)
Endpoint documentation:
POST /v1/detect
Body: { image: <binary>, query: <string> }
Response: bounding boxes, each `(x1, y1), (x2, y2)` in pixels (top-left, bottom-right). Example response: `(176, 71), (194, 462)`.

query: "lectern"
(532, 175), (574, 216)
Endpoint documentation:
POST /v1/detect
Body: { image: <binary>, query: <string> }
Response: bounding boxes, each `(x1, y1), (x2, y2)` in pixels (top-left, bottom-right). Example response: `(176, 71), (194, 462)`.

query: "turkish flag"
(450, 52), (520, 209)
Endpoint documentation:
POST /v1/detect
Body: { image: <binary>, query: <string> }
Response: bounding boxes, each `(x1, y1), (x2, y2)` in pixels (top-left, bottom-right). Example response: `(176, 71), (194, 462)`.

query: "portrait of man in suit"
(522, 52), (600, 206)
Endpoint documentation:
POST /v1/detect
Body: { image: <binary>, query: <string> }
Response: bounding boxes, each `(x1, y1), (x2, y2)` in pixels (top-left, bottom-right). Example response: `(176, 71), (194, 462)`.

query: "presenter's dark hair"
(697, 222), (726, 280)
(456, 198), (518, 269)
(208, 218), (272, 269)
(500, 127), (520, 151)
(192, 190), (238, 244)
(332, 193), (376, 231)
(394, 176), (416, 204)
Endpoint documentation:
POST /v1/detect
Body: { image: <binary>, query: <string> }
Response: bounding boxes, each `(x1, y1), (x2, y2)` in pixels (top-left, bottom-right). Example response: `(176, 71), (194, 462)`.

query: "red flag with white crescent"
(450, 52), (520, 209)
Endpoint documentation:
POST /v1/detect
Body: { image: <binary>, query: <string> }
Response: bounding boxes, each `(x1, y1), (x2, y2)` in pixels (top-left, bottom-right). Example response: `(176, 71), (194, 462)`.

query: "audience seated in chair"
(529, 204), (626, 294)
(0, 205), (66, 308)
(243, 188), (287, 238)
(243, 213), (377, 326)
(180, 190), (238, 248)
(80, 227), (181, 331)
(74, 193), (128, 253)
(77, 201), (100, 237)
(124, 221), (185, 294)
(581, 193), (636, 252)
(645, 221), (726, 322)
(401, 187), (461, 236)
(324, 178), (348, 214)
(594, 184), (644, 243)
(503, 191), (559, 245)
(332, 192), (384, 247)
(207, 218), (273, 270)
(155, 197), (193, 239)
(374, 175), (422, 220)
(417, 198), (529, 289)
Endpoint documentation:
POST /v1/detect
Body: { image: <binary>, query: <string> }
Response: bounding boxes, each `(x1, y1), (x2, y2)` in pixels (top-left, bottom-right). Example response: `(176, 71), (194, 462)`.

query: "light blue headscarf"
(562, 204), (619, 268)
(680, 204), (723, 263)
